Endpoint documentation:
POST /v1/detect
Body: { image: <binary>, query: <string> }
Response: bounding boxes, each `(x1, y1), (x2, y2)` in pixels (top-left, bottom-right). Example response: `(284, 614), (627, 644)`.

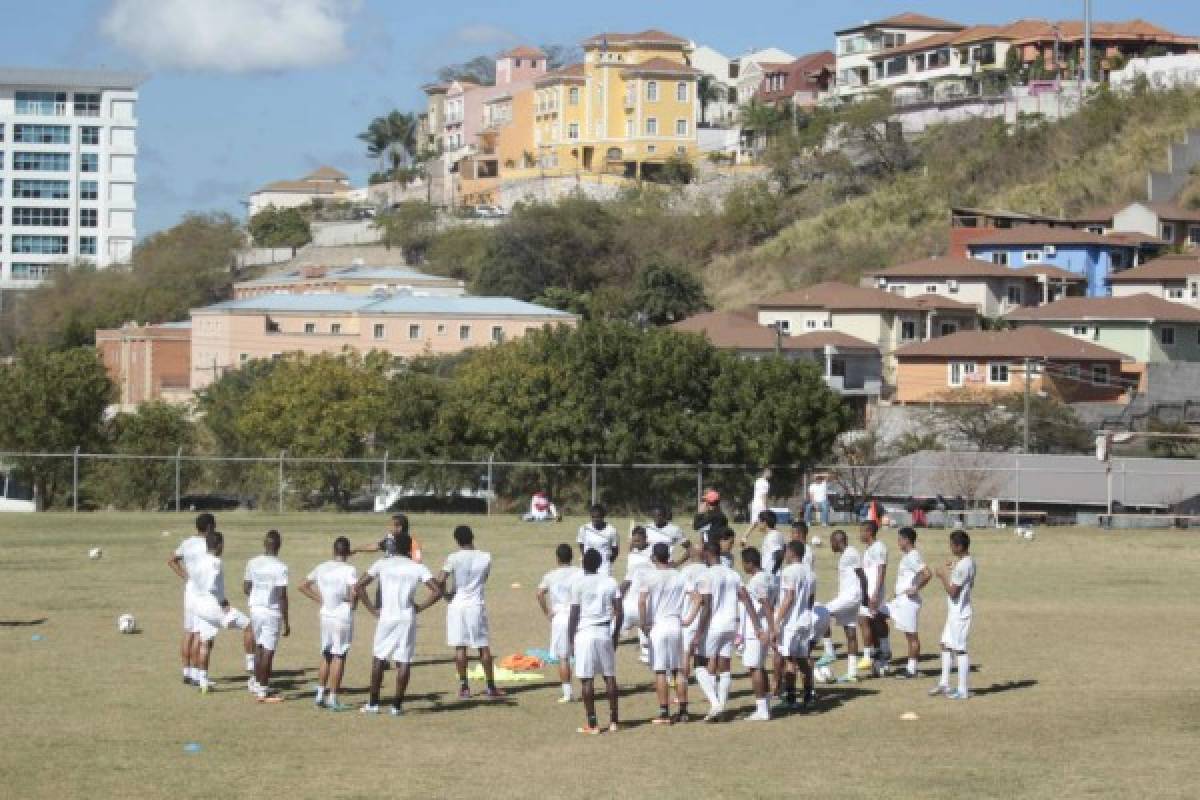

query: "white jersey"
(538, 565), (582, 613)
(761, 530), (785, 572)
(741, 570), (772, 639)
(639, 568), (688, 624)
(752, 477), (770, 509)
(779, 562), (815, 630)
(680, 562), (709, 632)
(571, 573), (620, 629)
(836, 546), (863, 601)
(577, 523), (619, 572)
(704, 563), (744, 633)
(191, 553), (226, 614)
(895, 548), (927, 602)
(369, 557), (433, 622)
(442, 549), (491, 607)
(175, 535), (208, 599)
(622, 548), (655, 613)
(946, 556), (976, 620)
(307, 561), (358, 624)
(644, 522), (684, 549)
(244, 554), (288, 613)
(863, 539), (888, 595)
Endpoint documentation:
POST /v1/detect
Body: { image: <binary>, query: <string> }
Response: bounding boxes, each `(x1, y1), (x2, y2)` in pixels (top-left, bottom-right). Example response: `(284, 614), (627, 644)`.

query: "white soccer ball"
(814, 665), (834, 683)
(1023, 529), (1036, 541)
(810, 536), (823, 547)
(117, 613), (137, 634)
(88, 547), (103, 560)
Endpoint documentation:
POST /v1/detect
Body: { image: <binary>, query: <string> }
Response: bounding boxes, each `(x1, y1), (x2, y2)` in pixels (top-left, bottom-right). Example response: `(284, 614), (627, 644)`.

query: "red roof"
(755, 51), (835, 102)
(622, 57), (702, 76)
(583, 29), (690, 47)
(536, 63), (586, 85)
(967, 226), (1162, 248)
(501, 46), (547, 59)
(1005, 293), (1200, 323)
(837, 12), (964, 35)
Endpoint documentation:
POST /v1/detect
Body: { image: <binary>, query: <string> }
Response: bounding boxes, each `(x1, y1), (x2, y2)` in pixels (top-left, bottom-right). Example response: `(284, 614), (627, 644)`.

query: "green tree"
(437, 55), (496, 85)
(659, 154), (694, 185)
(357, 110), (419, 176)
(0, 347), (112, 508)
(91, 402), (197, 510)
(924, 390), (1091, 454)
(375, 201), (437, 263)
(697, 74), (721, 125)
(626, 264), (710, 325)
(248, 206), (312, 250)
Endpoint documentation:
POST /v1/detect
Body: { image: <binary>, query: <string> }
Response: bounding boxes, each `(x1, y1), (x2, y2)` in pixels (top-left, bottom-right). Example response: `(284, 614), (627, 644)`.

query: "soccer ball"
(814, 665), (834, 683)
(88, 547), (103, 560)
(811, 536), (823, 547)
(117, 614), (137, 634)
(1023, 528), (1036, 541)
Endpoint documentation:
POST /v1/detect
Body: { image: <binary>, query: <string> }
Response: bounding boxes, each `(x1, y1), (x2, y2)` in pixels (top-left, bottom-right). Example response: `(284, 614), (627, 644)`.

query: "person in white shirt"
(750, 468), (772, 523)
(738, 547), (776, 721)
(355, 531), (443, 715)
(695, 541), (763, 722)
(882, 527), (931, 679)
(775, 540), (818, 711)
(536, 544), (583, 703)
(577, 504), (619, 577)
(299, 537), (359, 711)
(167, 512), (215, 685)
(806, 474), (830, 527)
(678, 542), (710, 685)
(789, 520), (814, 572)
(619, 527), (654, 663)
(242, 530), (290, 702)
(639, 543), (695, 725)
(188, 531), (250, 693)
(739, 509), (785, 575)
(523, 491), (559, 522)
(644, 505), (684, 557)
(858, 520), (891, 676)
(815, 530), (867, 683)
(437, 525), (503, 700)
(568, 548), (622, 734)
(931, 530), (977, 700)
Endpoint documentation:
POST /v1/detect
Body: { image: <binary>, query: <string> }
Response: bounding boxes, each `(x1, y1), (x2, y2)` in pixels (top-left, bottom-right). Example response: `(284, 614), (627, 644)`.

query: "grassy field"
(2, 512), (1199, 799)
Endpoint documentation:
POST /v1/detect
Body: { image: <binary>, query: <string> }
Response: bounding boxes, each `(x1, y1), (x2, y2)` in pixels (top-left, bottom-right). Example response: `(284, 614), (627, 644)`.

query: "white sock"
(638, 630), (649, 655)
(940, 651), (953, 687)
(245, 654), (255, 671)
(956, 653), (970, 695)
(755, 697), (769, 716)
(863, 646), (873, 661)
(907, 657), (918, 675)
(695, 667), (719, 707)
(561, 683), (572, 700)
(196, 669), (207, 684)
(717, 672), (731, 707)
(847, 653), (857, 678)
(182, 666), (190, 678)
(315, 687), (326, 703)
(328, 692), (338, 706)
(822, 637), (835, 657)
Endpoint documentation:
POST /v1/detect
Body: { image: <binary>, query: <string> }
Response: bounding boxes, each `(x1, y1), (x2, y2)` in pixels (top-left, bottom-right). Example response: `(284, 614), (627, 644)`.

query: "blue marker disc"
(183, 742), (202, 753)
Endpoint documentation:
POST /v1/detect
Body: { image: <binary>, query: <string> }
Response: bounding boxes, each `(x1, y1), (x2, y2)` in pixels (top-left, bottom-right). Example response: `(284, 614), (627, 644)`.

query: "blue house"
(965, 227), (1163, 297)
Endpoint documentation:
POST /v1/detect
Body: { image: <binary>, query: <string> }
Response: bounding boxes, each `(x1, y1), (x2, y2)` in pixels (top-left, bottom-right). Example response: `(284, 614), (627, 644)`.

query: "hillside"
(705, 86), (1200, 309)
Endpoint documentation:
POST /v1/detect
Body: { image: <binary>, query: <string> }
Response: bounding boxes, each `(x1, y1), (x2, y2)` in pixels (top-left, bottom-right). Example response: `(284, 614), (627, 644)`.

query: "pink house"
(443, 47), (548, 154)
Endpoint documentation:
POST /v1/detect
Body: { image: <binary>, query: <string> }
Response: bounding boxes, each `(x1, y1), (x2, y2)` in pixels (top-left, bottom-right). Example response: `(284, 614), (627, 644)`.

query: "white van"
(0, 469), (36, 512)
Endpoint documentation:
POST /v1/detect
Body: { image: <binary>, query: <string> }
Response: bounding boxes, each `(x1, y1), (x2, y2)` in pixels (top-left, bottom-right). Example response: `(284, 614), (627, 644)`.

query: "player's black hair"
(830, 529), (847, 547)
(264, 529), (281, 552)
(861, 520), (879, 537)
(393, 531), (414, 557)
(949, 529), (970, 551)
(333, 536), (351, 557)
(555, 543), (573, 564)
(791, 519), (808, 536)
(589, 503), (606, 516)
(719, 526), (735, 541)
(741, 546), (762, 569)
(651, 542), (670, 564)
(788, 540), (806, 561)
(898, 526), (917, 544)
(582, 547), (602, 574)
(206, 530), (223, 553)
(702, 540), (721, 558)
(195, 513), (216, 534)
(390, 513), (410, 534)
(453, 525), (474, 546)
(759, 509), (777, 528)
(651, 504), (671, 519)
(631, 525), (647, 541)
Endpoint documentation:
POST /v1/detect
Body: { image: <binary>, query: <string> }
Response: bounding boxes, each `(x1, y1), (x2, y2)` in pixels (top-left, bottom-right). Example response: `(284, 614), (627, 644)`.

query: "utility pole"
(1023, 357), (1033, 453)
(1083, 0), (1093, 85)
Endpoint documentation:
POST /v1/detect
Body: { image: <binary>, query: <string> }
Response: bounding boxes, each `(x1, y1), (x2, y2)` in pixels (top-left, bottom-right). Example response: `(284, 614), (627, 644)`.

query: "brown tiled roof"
(536, 62), (586, 84)
(755, 50), (835, 101)
(672, 310), (878, 351)
(254, 179), (343, 195)
(622, 57), (702, 76)
(1014, 264), (1087, 282)
(1005, 293), (1200, 323)
(837, 12), (964, 35)
(757, 281), (975, 311)
(968, 226), (1162, 247)
(867, 257), (1084, 282)
(1109, 254), (1200, 283)
(1007, 18), (1198, 46)
(583, 29), (690, 46)
(304, 165), (347, 181)
(1076, 201), (1200, 224)
(896, 327), (1124, 361)
(501, 46), (547, 59)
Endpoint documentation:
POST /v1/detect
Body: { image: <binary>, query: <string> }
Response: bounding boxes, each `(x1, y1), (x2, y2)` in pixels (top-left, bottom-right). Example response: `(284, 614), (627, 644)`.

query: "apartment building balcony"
(824, 375), (883, 397)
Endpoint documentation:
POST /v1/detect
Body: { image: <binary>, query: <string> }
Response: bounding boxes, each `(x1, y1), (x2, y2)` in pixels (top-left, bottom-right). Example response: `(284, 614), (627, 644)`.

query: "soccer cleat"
(875, 661), (890, 677)
(359, 704), (381, 714)
(946, 690), (970, 700)
(803, 689), (816, 709)
(836, 674), (858, 684)
(928, 684), (950, 697)
(703, 706), (724, 722)
(197, 680), (215, 694)
(327, 702), (353, 712)
(389, 706), (405, 716)
(247, 678), (259, 692)
(458, 686), (472, 700)
(484, 687), (506, 699)
(815, 653), (837, 668)
(556, 695), (572, 704)
(607, 722), (620, 733)
(576, 725), (601, 735)
(672, 712), (690, 724)
(182, 676), (195, 686)
(857, 656), (874, 673)
(743, 710), (771, 722)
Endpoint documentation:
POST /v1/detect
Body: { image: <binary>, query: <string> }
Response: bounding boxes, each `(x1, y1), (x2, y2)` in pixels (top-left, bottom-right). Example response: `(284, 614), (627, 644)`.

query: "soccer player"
(577, 504), (619, 577)
(536, 544), (583, 703)
(356, 531), (443, 715)
(717, 527), (737, 569)
(620, 526), (654, 663)
(739, 547), (775, 721)
(639, 542), (691, 724)
(692, 489), (728, 547)
(740, 510), (784, 574)
(298, 537), (359, 711)
(438, 525), (503, 699)
(188, 531), (250, 693)
(696, 541), (762, 722)
(168, 512), (215, 685)
(931, 530), (976, 700)
(354, 513), (423, 563)
(858, 520), (891, 676)
(775, 540), (817, 710)
(815, 530), (867, 683)
(789, 520), (814, 572)
(679, 542), (711, 686)
(805, 474), (830, 527)
(750, 468), (772, 522)
(644, 505), (684, 556)
(883, 527), (931, 679)
(243, 530), (290, 702)
(567, 548), (622, 734)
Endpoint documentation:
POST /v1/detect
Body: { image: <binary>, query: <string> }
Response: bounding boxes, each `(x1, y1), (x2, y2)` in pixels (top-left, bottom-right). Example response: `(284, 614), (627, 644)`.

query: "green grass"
(2, 513), (1199, 799)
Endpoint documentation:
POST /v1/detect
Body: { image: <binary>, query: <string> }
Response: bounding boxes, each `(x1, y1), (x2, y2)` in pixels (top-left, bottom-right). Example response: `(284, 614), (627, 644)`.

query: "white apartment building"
(0, 68), (143, 297)
(833, 12), (963, 98)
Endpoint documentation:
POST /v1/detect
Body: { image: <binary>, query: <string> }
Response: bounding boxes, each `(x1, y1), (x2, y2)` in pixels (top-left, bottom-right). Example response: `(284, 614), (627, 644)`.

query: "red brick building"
(95, 322), (192, 410)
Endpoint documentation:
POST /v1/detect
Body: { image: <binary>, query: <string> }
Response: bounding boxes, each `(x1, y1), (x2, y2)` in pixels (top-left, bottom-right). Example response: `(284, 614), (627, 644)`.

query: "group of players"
(167, 494), (977, 731)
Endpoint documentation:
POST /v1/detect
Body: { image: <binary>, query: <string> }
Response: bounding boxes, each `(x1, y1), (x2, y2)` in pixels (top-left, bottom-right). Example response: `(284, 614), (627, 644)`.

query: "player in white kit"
(437, 525), (504, 699)
(188, 531), (250, 693)
(696, 541), (763, 722)
(577, 504), (619, 577)
(537, 544), (583, 703)
(619, 527), (655, 663)
(242, 529), (290, 702)
(931, 530), (976, 700)
(644, 505), (684, 558)
(639, 542), (692, 724)
(858, 520), (891, 676)
(750, 468), (772, 523)
(775, 540), (817, 711)
(678, 542), (710, 685)
(815, 530), (867, 682)
(299, 537), (359, 711)
(356, 531), (443, 715)
(738, 547), (776, 721)
(168, 513), (215, 685)
(881, 527), (931, 679)
(568, 548), (623, 734)
(739, 509), (785, 575)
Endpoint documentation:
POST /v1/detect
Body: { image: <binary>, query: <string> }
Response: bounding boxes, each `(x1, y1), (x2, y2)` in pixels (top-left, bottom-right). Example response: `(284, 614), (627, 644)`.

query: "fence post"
(381, 450), (389, 490)
(696, 463), (703, 509)
(487, 453), (494, 517)
(175, 446), (183, 513)
(72, 446), (80, 513)
(590, 455), (597, 508)
(277, 450), (286, 514)
(1014, 456), (1021, 526)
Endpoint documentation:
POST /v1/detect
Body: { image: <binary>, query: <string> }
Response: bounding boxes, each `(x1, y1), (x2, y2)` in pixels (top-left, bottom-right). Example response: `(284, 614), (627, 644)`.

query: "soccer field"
(2, 513), (1198, 800)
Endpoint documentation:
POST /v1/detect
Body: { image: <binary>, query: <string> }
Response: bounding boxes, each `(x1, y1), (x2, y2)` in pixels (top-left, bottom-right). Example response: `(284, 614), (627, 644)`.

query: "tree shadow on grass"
(971, 679), (1038, 696)
(0, 618), (48, 627)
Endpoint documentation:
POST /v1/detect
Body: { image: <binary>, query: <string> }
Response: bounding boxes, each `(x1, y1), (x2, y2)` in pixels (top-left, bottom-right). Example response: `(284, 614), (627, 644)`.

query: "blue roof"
(238, 265), (460, 287)
(195, 293), (573, 318)
(198, 294), (375, 313)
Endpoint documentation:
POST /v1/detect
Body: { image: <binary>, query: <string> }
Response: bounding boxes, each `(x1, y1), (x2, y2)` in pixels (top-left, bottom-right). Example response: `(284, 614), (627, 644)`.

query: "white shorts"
(182, 593), (195, 632)
(825, 595), (860, 628)
(320, 616), (353, 657)
(809, 606), (832, 643)
(741, 636), (767, 670)
(882, 597), (921, 634)
(941, 615), (971, 652)
(375, 615), (417, 663)
(704, 627), (737, 660)
(574, 627), (615, 679)
(621, 602), (640, 633)
(779, 626), (812, 660)
(550, 611), (571, 660)
(649, 621), (683, 672)
(250, 608), (282, 651)
(446, 603), (489, 649)
(683, 624), (701, 661)
(190, 603), (247, 642)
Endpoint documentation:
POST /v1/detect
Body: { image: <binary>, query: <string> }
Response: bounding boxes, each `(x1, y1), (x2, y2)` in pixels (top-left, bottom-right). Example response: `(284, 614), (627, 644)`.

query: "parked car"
(474, 204), (507, 218)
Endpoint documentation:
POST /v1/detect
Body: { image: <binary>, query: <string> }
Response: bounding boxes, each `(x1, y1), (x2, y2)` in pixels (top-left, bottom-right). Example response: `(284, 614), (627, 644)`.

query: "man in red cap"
(693, 489), (729, 550)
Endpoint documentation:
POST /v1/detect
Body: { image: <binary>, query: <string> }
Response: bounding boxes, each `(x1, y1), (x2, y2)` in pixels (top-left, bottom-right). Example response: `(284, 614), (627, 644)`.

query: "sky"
(0, 0), (1195, 237)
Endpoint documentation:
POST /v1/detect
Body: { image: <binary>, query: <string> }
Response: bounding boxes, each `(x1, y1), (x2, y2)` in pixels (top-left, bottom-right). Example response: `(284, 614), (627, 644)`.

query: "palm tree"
(358, 111), (418, 177)
(697, 74), (722, 126)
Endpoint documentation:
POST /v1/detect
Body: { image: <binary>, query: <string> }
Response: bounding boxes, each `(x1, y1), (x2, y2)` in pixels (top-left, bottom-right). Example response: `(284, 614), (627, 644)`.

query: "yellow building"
(534, 29), (700, 179)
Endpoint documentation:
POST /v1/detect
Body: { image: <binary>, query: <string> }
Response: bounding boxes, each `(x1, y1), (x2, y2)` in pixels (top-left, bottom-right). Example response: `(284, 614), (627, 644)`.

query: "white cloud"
(101, 0), (359, 73)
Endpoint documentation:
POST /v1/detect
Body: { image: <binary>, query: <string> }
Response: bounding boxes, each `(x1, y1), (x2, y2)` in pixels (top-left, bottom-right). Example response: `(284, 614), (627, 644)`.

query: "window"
(940, 322), (958, 336)
(1007, 285), (1023, 305)
(1160, 326), (1176, 346)
(645, 118), (658, 135)
(676, 81), (688, 102)
(15, 91), (66, 115)
(1111, 251), (1126, 269)
(1168, 287), (1184, 299)
(13, 152), (70, 171)
(80, 180), (98, 200)
(675, 119), (688, 136)
(12, 207), (69, 227)
(1064, 363), (1080, 380)
(647, 81), (658, 101)
(240, 353), (249, 363)
(822, 320), (833, 328)
(1161, 222), (1175, 241)
(81, 126), (100, 145)
(1023, 250), (1043, 263)
(991, 252), (1008, 265)
(331, 323), (342, 334)
(1190, 226), (1200, 246)
(900, 320), (917, 341)
(948, 361), (976, 387)
(79, 236), (96, 255)
(304, 322), (316, 334)
(491, 326), (505, 343)
(988, 362), (1010, 384)
(568, 87), (580, 105)
(459, 324), (471, 340)
(80, 208), (97, 228)
(11, 235), (68, 254)
(10, 263), (56, 280)
(13, 179), (69, 199)
(81, 153), (99, 173)
(373, 323), (385, 339)
(925, 284), (938, 293)
(1091, 364), (1110, 386)
(408, 324), (421, 339)
(0, 123), (4, 141)
(436, 323), (446, 335)
(1072, 325), (1090, 337)
(13, 124), (70, 143)
(625, 119), (634, 138)
(777, 320), (791, 334)
(567, 123), (579, 140)
(73, 93), (101, 117)
(805, 320), (818, 329)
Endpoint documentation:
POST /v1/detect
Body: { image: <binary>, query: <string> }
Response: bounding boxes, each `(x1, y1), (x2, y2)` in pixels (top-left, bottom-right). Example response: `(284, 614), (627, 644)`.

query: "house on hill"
(248, 166), (354, 216)
(1108, 254), (1200, 307)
